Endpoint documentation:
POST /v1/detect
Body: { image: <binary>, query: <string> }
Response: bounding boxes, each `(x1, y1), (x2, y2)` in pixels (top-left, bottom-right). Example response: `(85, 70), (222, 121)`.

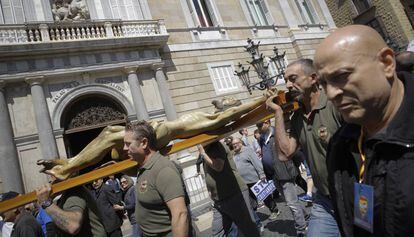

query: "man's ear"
(378, 47), (396, 78)
(310, 72), (318, 84)
(141, 137), (149, 150)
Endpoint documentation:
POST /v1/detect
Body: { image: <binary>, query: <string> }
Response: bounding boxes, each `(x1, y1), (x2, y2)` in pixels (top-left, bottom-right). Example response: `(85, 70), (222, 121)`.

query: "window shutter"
(12, 0), (24, 23)
(85, 0), (98, 20)
(186, 0), (199, 27)
(2, 0), (14, 23)
(124, 0), (136, 20)
(118, 0), (128, 20)
(243, 0), (257, 25)
(205, 0), (218, 26)
(304, 0), (319, 24)
(211, 67), (221, 90)
(22, 0), (36, 22)
(132, 0), (144, 20)
(258, 0), (271, 25)
(110, 0), (120, 19)
(1, 0), (27, 24)
(0, 2), (4, 23)
(294, 0), (307, 24)
(101, 0), (114, 19)
(138, 0), (151, 19)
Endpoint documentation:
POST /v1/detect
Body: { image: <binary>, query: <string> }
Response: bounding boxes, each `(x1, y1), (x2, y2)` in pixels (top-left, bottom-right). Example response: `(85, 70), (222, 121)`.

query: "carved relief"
(65, 100), (126, 129)
(51, 0), (90, 22)
(95, 77), (126, 93)
(50, 81), (81, 103)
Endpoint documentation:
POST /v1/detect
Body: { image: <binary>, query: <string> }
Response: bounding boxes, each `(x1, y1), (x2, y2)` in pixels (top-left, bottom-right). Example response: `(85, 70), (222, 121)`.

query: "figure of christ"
(38, 93), (270, 180)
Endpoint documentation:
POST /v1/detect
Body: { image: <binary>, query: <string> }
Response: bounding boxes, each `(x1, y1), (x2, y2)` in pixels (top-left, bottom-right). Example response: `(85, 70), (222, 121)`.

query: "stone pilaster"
(26, 76), (59, 160)
(0, 80), (24, 192)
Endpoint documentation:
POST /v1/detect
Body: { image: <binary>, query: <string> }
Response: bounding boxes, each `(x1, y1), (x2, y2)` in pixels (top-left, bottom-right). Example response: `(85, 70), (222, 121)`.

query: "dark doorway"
(61, 94), (127, 173)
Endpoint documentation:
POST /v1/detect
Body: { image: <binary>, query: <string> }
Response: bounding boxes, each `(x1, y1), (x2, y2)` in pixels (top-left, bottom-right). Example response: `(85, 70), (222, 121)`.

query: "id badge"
(354, 183), (374, 233)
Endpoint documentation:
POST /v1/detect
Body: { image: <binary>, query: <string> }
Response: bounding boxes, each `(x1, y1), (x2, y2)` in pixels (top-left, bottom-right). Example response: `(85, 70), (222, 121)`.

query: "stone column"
(152, 63), (177, 121)
(26, 76), (59, 160)
(124, 67), (149, 120)
(0, 81), (24, 192)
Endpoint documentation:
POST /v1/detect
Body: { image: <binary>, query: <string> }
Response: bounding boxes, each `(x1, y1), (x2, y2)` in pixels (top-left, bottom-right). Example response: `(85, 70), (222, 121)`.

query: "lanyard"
(357, 127), (366, 183)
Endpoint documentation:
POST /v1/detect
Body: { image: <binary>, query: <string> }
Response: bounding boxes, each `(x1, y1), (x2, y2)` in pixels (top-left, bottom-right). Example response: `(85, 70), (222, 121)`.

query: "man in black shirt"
(315, 25), (414, 236)
(91, 178), (123, 237)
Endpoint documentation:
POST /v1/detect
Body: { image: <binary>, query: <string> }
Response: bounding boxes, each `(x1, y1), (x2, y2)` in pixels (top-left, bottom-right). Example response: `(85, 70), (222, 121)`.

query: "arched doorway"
(61, 94), (127, 166)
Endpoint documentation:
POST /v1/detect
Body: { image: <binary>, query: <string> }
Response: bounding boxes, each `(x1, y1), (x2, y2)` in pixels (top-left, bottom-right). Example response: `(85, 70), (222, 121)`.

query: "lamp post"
(235, 38), (287, 94)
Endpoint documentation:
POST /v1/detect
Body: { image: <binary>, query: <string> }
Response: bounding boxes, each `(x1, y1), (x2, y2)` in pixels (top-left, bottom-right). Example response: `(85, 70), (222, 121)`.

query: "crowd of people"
(1, 24), (414, 237)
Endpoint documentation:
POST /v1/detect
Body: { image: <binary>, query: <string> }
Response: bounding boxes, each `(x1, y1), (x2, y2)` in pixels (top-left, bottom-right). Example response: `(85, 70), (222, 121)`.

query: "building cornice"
(0, 59), (162, 82)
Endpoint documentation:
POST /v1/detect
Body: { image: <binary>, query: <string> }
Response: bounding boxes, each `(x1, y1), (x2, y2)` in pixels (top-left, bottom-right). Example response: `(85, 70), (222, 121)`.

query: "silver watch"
(40, 199), (53, 209)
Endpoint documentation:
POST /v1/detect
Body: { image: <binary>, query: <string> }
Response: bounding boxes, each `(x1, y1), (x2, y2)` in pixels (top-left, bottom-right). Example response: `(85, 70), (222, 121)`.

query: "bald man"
(315, 25), (414, 237)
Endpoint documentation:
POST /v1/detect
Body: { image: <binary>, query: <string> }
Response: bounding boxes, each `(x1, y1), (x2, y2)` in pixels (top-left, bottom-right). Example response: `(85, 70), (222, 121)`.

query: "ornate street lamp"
(235, 38), (287, 94)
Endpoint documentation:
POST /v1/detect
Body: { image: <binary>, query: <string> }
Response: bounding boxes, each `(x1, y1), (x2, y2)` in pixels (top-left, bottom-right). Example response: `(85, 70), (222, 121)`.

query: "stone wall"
(326, 0), (414, 49)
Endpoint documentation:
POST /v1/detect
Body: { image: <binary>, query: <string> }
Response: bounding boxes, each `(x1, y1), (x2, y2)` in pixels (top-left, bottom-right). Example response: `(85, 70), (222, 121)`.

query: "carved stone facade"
(51, 0), (90, 22)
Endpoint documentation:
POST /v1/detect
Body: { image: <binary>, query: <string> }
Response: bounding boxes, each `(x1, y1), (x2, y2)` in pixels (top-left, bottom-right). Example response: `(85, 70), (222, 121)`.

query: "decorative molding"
(95, 76), (125, 93)
(52, 84), (134, 129)
(165, 37), (292, 52)
(166, 25), (289, 33)
(148, 109), (166, 119)
(25, 76), (45, 86)
(50, 81), (82, 104)
(0, 80), (5, 90)
(14, 134), (40, 146)
(151, 62), (165, 71)
(0, 59), (162, 82)
(123, 66), (138, 75)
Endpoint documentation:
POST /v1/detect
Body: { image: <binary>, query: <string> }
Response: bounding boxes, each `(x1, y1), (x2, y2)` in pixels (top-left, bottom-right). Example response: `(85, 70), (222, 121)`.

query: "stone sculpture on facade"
(51, 0), (90, 22)
(37, 92), (273, 180)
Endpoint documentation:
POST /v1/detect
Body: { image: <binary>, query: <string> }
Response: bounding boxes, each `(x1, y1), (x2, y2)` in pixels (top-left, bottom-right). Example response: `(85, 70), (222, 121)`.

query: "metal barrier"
(183, 174), (211, 213)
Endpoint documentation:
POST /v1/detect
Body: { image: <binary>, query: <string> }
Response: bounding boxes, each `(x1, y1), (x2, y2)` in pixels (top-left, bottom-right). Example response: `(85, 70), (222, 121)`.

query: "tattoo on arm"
(45, 204), (82, 233)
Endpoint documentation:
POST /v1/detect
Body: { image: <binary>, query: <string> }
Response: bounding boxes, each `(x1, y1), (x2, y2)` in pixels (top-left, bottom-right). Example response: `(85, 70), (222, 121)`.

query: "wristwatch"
(40, 199), (53, 209)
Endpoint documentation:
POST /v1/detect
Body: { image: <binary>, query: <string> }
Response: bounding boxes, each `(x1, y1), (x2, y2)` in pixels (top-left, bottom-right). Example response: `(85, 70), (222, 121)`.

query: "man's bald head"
(315, 25), (388, 69)
(314, 25), (399, 127)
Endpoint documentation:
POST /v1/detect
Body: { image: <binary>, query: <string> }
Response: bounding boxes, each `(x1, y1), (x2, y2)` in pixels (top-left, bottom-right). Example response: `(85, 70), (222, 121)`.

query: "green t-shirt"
(135, 152), (187, 236)
(203, 141), (247, 201)
(56, 187), (106, 237)
(290, 90), (343, 196)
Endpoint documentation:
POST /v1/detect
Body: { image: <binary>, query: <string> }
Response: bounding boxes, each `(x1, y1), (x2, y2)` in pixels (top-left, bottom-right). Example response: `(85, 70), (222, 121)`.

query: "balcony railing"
(0, 19), (167, 45)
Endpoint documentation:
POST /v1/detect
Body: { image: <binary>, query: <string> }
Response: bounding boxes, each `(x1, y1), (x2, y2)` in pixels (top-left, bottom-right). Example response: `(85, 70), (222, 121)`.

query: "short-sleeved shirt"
(204, 142), (247, 201)
(290, 90), (343, 196)
(56, 187), (106, 237)
(135, 152), (187, 236)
